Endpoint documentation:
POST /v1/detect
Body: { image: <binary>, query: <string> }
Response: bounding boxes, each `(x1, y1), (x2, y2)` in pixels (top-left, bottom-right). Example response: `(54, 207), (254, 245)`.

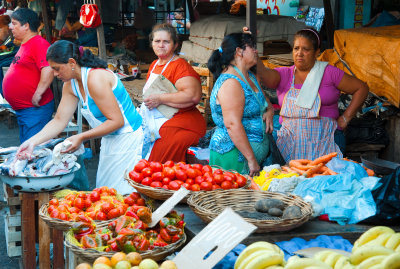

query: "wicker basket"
(64, 231), (186, 263)
(124, 170), (251, 202)
(187, 189), (313, 233)
(39, 203), (116, 231)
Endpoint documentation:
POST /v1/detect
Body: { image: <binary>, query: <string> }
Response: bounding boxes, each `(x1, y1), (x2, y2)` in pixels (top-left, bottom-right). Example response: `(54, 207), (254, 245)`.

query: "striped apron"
(276, 71), (342, 162)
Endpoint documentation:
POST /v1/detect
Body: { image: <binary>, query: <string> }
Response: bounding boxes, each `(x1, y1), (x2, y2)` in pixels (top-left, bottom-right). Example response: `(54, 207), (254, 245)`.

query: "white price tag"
(149, 187), (190, 227)
(173, 208), (257, 269)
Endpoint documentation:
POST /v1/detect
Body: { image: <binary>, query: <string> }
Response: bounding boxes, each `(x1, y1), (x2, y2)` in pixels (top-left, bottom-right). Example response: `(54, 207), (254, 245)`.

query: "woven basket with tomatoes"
(124, 160), (250, 202)
(39, 187), (152, 231)
(64, 210), (186, 263)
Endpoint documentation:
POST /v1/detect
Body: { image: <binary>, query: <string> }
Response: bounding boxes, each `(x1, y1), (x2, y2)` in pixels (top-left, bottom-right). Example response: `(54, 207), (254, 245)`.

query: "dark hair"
(207, 33), (256, 79)
(294, 28), (321, 50)
(149, 23), (179, 46)
(11, 8), (40, 32)
(46, 40), (107, 69)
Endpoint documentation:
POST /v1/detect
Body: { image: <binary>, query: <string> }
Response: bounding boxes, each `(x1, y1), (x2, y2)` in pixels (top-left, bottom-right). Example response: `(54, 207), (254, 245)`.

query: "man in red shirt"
(2, 8), (54, 143)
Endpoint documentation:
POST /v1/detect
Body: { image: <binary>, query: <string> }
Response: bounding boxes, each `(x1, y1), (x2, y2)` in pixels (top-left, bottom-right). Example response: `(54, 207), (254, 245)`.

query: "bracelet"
(342, 115), (348, 124)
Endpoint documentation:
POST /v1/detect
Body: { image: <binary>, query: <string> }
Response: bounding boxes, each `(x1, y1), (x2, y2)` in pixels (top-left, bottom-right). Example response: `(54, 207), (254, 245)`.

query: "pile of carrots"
(281, 152), (375, 178)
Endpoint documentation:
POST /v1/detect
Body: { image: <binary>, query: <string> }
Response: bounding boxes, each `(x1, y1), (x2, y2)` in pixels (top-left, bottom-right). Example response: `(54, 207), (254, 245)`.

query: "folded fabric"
(143, 74), (178, 119)
(295, 61), (328, 109)
(275, 235), (353, 261)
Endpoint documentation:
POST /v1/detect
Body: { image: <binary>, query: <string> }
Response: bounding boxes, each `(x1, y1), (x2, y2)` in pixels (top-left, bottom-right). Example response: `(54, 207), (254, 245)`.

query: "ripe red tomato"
(193, 169), (202, 177)
(95, 211), (107, 221)
(64, 193), (76, 201)
(192, 164), (203, 172)
(202, 165), (213, 174)
(47, 205), (56, 214)
(134, 161), (148, 173)
(232, 182), (239, 189)
(141, 177), (152, 186)
(142, 167), (153, 178)
(50, 209), (60, 219)
(200, 181), (212, 191)
(162, 177), (171, 185)
(194, 176), (204, 185)
(84, 198), (92, 209)
(164, 160), (175, 168)
(175, 169), (187, 181)
(236, 174), (248, 187)
(49, 198), (59, 207)
(162, 185), (169, 190)
(58, 212), (69, 221)
(68, 207), (81, 214)
(152, 171), (164, 182)
(185, 178), (194, 185)
(135, 198), (146, 206)
(186, 168), (197, 179)
(108, 188), (117, 196)
(182, 183), (191, 190)
(89, 191), (101, 202)
(214, 174), (224, 185)
(174, 180), (185, 186)
(149, 161), (163, 172)
(58, 204), (70, 213)
(130, 192), (141, 200)
(129, 171), (143, 183)
(99, 186), (110, 195)
(168, 181), (180, 190)
(191, 184), (200, 191)
(205, 177), (214, 184)
(221, 181), (233, 190)
(150, 181), (163, 188)
(107, 208), (121, 220)
(100, 202), (114, 214)
(212, 184), (222, 190)
(163, 167), (175, 180)
(213, 168), (224, 175)
(124, 196), (135, 206)
(77, 192), (87, 199)
(87, 211), (96, 220)
(223, 174), (235, 182)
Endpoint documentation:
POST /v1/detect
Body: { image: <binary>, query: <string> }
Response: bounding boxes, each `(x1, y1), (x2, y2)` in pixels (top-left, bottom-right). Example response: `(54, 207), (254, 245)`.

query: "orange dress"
(147, 58), (206, 162)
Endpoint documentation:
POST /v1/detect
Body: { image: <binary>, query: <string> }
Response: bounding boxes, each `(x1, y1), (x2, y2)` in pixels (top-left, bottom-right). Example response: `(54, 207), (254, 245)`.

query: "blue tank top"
(71, 67), (142, 134)
(210, 72), (266, 155)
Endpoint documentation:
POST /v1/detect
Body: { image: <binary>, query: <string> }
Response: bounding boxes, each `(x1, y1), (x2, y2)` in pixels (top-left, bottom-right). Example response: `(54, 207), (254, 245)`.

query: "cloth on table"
(275, 235), (353, 261)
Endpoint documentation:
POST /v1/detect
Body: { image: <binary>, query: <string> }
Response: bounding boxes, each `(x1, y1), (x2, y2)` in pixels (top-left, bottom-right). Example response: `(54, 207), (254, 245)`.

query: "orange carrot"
(305, 163), (324, 178)
(249, 178), (260, 190)
(289, 159), (312, 170)
(320, 166), (338, 175)
(289, 166), (308, 175)
(310, 152), (338, 165)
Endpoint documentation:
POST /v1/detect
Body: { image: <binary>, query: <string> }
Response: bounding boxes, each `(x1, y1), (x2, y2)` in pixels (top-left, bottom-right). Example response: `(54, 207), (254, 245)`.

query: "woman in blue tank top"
(17, 40), (143, 194)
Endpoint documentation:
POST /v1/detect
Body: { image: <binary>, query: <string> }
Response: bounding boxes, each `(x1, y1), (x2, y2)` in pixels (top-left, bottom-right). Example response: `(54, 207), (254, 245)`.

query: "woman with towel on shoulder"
(254, 27), (369, 162)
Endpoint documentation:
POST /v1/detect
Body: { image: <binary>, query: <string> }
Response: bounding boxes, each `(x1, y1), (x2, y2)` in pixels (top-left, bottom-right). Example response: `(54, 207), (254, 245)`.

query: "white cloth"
(295, 61), (329, 109)
(96, 127), (144, 195)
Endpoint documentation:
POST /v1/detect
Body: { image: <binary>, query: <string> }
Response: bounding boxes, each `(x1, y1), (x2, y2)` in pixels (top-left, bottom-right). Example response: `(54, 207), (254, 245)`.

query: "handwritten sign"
(173, 208), (257, 269)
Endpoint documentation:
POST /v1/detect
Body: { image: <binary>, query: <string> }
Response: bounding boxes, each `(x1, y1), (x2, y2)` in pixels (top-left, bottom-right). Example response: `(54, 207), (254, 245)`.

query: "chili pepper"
(95, 234), (104, 247)
(152, 239), (168, 247)
(123, 240), (136, 253)
(81, 235), (97, 248)
(125, 210), (139, 220)
(74, 226), (94, 241)
(176, 220), (185, 229)
(136, 207), (152, 224)
(159, 217), (170, 228)
(110, 242), (119, 252)
(159, 228), (171, 243)
(108, 219), (117, 230)
(73, 215), (92, 223)
(119, 227), (135, 236)
(171, 234), (181, 243)
(132, 220), (148, 230)
(115, 216), (133, 234)
(146, 230), (158, 240)
(104, 246), (111, 252)
(100, 233), (111, 244)
(138, 238), (150, 251)
(165, 225), (180, 236)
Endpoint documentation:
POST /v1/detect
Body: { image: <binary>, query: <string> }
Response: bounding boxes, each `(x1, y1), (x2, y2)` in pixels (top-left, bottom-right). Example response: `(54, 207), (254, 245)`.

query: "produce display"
(252, 166), (301, 191)
(128, 159), (248, 191)
(67, 210), (185, 253)
(75, 251), (177, 269)
(47, 187), (147, 221)
(234, 241), (285, 269)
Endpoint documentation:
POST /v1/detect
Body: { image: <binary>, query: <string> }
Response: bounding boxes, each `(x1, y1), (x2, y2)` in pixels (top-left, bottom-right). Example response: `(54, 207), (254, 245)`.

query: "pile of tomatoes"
(128, 159), (248, 192)
(47, 186), (146, 221)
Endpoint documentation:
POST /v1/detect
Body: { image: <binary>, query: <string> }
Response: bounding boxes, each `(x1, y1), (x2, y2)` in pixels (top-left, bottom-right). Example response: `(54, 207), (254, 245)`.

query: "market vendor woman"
(256, 28), (369, 162)
(17, 40), (143, 194)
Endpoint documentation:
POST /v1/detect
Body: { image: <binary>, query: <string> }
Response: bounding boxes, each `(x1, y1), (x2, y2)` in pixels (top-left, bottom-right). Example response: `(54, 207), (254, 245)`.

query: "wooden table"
(20, 192), (64, 269)
(176, 204), (400, 245)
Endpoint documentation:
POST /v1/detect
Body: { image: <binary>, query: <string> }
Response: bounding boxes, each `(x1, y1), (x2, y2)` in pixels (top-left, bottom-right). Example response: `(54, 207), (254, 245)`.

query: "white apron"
(139, 55), (175, 158)
(76, 68), (143, 195)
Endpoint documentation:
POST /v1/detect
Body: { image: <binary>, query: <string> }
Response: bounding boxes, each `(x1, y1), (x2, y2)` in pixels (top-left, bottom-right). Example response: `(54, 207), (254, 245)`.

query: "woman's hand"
(263, 108), (274, 134)
(337, 115), (349, 130)
(62, 135), (83, 153)
(248, 158), (261, 177)
(16, 140), (36, 160)
(144, 94), (162, 110)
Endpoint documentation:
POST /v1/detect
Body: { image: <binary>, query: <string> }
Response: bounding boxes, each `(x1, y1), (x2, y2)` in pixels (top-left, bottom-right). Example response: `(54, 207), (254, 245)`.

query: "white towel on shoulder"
(295, 61), (329, 109)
